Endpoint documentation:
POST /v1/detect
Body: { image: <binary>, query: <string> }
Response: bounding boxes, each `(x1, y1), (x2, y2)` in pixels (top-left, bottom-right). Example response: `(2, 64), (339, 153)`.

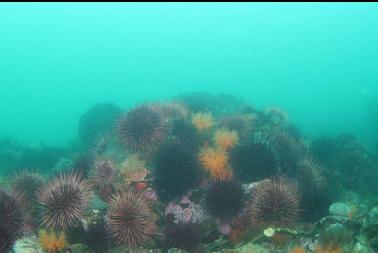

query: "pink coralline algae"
(143, 188), (158, 201)
(218, 221), (231, 235)
(182, 208), (193, 222)
(180, 195), (191, 204)
(164, 195), (208, 224)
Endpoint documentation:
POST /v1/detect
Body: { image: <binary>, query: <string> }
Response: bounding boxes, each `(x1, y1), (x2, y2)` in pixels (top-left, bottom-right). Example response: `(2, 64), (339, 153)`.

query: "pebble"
(329, 202), (351, 217)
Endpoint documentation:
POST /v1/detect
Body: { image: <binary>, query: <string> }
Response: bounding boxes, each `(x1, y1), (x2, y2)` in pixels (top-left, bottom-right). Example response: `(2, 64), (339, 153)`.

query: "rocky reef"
(1, 92), (378, 253)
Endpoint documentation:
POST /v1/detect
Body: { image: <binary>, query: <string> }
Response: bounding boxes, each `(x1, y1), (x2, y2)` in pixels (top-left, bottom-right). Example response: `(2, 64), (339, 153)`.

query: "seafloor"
(1, 93), (378, 253)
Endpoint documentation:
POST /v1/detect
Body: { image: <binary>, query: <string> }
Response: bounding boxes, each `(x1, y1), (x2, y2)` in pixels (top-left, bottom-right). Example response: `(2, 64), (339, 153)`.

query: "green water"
(0, 3), (377, 149)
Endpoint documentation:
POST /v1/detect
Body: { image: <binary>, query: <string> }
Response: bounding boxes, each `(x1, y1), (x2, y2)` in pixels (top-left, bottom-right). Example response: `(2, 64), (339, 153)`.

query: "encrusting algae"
(315, 246), (342, 253)
(289, 246), (308, 253)
(120, 154), (149, 184)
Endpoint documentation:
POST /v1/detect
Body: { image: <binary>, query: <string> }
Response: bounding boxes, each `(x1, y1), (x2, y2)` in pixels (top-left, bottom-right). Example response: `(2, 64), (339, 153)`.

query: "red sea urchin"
(117, 105), (166, 152)
(37, 172), (93, 231)
(108, 190), (156, 248)
(248, 178), (301, 229)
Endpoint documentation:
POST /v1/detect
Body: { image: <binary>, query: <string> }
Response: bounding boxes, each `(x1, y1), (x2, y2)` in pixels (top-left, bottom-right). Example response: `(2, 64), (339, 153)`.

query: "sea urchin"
(37, 172), (93, 230)
(117, 105), (166, 152)
(84, 222), (112, 253)
(153, 141), (200, 202)
(0, 189), (26, 252)
(205, 180), (245, 221)
(230, 137), (278, 183)
(92, 157), (116, 189)
(108, 190), (156, 248)
(248, 178), (301, 229)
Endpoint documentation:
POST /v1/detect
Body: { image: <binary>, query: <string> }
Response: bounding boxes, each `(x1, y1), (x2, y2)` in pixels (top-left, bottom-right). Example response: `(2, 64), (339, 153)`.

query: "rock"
(317, 215), (361, 232)
(317, 216), (346, 229)
(203, 238), (231, 252)
(90, 194), (108, 210)
(370, 237), (378, 251)
(233, 242), (269, 253)
(367, 206), (378, 224)
(52, 157), (74, 173)
(108, 247), (161, 253)
(208, 241), (270, 253)
(354, 242), (375, 253)
(364, 223), (378, 241)
(167, 248), (189, 253)
(329, 202), (351, 217)
(70, 243), (91, 253)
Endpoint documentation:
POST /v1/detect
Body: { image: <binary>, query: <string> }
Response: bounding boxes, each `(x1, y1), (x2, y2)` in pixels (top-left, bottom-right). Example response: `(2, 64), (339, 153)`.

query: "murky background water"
(0, 3), (377, 149)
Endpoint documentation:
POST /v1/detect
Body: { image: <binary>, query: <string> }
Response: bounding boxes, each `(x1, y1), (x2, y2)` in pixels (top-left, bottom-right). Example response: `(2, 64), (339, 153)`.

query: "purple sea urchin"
(0, 189), (26, 252)
(117, 105), (166, 152)
(297, 158), (326, 193)
(297, 158), (329, 221)
(220, 115), (253, 141)
(230, 136), (278, 183)
(37, 172), (93, 230)
(108, 190), (156, 248)
(165, 223), (202, 252)
(271, 131), (303, 176)
(11, 170), (44, 229)
(84, 222), (112, 253)
(153, 140), (200, 202)
(11, 170), (44, 206)
(205, 180), (245, 221)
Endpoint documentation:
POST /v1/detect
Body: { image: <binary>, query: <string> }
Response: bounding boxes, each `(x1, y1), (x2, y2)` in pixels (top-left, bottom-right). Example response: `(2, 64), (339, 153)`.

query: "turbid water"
(0, 3), (377, 149)
(1, 3), (378, 253)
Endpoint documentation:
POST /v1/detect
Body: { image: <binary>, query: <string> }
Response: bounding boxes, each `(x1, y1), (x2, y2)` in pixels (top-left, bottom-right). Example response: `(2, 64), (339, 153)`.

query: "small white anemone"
(13, 236), (44, 253)
(263, 227), (276, 237)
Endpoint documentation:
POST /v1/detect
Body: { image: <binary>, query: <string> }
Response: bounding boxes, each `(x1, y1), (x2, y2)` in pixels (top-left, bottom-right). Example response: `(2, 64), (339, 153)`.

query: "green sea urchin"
(248, 178), (301, 229)
(37, 172), (93, 230)
(117, 105), (166, 152)
(108, 190), (156, 248)
(92, 157), (116, 189)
